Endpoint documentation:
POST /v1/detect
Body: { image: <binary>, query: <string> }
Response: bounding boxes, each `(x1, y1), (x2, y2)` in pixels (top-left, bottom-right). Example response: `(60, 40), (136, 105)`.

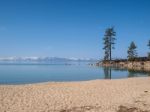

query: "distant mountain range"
(0, 57), (97, 63)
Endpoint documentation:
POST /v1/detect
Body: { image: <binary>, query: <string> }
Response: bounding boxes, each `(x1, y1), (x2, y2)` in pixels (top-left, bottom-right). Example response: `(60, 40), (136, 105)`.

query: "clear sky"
(0, 0), (150, 59)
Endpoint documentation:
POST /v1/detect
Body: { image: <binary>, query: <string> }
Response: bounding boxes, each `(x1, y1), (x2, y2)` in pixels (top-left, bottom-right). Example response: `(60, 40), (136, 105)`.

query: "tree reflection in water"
(128, 69), (150, 77)
(103, 67), (150, 79)
(103, 67), (111, 79)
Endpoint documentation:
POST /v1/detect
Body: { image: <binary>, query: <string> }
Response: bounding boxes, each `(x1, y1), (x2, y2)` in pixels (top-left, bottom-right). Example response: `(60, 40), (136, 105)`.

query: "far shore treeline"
(102, 27), (150, 62)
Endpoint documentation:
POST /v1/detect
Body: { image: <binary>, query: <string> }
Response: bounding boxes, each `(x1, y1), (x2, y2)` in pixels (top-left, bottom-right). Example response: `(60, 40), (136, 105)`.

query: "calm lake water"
(0, 63), (150, 84)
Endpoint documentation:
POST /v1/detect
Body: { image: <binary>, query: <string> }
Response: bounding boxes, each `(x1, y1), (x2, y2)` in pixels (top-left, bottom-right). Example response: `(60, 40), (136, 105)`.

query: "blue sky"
(0, 0), (150, 59)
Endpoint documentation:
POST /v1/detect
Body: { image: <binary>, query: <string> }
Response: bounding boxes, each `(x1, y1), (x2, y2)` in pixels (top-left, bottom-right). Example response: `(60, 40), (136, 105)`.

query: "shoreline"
(1, 77), (150, 112)
(0, 76), (149, 86)
(96, 60), (150, 72)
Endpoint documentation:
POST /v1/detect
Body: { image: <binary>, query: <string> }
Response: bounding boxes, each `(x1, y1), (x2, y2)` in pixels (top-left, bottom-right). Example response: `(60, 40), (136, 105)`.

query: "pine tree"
(103, 27), (116, 61)
(103, 32), (109, 61)
(127, 41), (137, 60)
(147, 40), (150, 59)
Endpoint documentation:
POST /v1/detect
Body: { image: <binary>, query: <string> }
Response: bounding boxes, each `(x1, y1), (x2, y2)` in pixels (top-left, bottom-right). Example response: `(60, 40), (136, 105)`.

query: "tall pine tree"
(127, 41), (137, 60)
(147, 40), (150, 59)
(103, 27), (116, 61)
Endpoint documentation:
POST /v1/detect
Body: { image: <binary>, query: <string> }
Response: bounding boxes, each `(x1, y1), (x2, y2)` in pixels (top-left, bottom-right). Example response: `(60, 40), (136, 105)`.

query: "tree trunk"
(109, 45), (111, 62)
(109, 37), (112, 62)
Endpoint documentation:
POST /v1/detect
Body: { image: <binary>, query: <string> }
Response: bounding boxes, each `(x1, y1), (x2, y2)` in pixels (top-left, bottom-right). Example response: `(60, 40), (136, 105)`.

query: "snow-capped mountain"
(0, 57), (97, 62)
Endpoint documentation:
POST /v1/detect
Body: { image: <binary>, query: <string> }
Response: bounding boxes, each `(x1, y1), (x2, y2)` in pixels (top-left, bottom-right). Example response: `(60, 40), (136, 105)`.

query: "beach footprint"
(117, 90), (150, 112)
(134, 90), (150, 107)
(58, 105), (101, 112)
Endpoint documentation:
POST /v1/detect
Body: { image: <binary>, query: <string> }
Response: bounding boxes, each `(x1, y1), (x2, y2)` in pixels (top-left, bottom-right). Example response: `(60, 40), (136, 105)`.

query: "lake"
(0, 63), (150, 84)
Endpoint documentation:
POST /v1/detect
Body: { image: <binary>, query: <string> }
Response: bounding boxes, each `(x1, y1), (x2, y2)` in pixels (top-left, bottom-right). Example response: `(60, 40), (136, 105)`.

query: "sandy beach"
(0, 77), (150, 112)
